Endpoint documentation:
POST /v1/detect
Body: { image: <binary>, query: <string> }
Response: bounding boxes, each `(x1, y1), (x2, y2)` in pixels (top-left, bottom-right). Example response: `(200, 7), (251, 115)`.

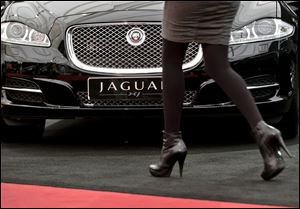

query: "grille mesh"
(246, 75), (276, 86)
(69, 24), (200, 71)
(6, 90), (44, 104)
(5, 78), (40, 89)
(77, 91), (196, 107)
(251, 88), (277, 101)
(195, 75), (278, 105)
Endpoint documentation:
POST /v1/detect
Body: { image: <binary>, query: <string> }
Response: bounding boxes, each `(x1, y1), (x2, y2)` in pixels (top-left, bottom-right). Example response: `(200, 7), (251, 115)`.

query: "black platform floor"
(1, 118), (299, 207)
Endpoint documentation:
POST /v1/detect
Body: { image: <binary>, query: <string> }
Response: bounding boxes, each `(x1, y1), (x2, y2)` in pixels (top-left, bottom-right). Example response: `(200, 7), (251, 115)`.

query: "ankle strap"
(163, 130), (182, 138)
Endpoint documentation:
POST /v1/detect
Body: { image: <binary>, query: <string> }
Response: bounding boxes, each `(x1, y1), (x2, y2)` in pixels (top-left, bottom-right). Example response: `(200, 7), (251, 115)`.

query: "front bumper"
(1, 93), (292, 124)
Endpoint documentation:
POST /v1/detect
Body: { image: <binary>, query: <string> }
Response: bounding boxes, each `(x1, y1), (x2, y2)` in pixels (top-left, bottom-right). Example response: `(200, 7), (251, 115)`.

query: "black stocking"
(162, 39), (263, 133)
(202, 44), (262, 129)
(162, 39), (189, 133)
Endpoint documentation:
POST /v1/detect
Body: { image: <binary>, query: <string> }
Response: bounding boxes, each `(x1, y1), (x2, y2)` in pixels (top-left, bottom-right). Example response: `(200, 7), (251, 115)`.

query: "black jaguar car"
(1, 1), (298, 141)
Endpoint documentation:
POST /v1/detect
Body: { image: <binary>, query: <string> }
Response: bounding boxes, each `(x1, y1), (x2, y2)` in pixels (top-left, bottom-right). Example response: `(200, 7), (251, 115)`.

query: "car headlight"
(230, 19), (294, 45)
(1, 22), (51, 47)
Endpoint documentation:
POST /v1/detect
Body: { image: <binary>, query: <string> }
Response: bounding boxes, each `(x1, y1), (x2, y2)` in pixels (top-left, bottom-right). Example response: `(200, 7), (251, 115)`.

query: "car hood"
(37, 1), (164, 17)
(2, 1), (164, 34)
(2, 1), (279, 35)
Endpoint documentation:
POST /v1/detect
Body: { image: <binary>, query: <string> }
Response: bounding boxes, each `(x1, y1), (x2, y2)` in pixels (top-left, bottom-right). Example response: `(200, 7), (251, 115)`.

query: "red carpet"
(1, 183), (289, 208)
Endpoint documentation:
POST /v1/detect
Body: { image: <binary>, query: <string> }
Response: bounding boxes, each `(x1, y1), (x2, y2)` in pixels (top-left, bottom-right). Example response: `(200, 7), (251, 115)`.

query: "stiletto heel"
(278, 135), (293, 158)
(253, 121), (293, 181)
(178, 152), (187, 177)
(149, 131), (187, 177)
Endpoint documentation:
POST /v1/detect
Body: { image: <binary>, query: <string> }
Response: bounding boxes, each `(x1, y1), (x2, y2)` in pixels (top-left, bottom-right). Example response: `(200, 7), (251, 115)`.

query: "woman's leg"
(149, 39), (189, 177)
(202, 44), (293, 181)
(202, 44), (263, 129)
(162, 39), (189, 133)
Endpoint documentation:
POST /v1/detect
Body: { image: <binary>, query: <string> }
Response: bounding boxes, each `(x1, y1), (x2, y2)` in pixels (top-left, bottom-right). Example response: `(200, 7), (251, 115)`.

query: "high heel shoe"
(149, 131), (187, 177)
(253, 121), (293, 181)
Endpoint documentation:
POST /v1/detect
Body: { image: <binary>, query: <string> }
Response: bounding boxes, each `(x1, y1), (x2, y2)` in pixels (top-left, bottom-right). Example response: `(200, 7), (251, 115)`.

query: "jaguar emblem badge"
(126, 28), (145, 46)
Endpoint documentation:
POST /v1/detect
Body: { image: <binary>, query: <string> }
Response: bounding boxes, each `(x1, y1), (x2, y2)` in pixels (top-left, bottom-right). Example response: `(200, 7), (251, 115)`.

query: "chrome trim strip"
(1, 90), (12, 106)
(199, 79), (215, 90)
(66, 22), (202, 75)
(2, 87), (43, 94)
(247, 83), (280, 90)
(200, 79), (280, 91)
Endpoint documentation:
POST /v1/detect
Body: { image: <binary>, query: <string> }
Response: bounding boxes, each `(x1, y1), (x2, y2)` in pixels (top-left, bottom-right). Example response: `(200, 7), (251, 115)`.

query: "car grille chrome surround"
(66, 23), (202, 74)
(77, 91), (196, 107)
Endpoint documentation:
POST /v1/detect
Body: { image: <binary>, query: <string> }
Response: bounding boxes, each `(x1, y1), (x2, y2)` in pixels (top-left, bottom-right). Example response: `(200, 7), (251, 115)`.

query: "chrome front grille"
(67, 23), (202, 74)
